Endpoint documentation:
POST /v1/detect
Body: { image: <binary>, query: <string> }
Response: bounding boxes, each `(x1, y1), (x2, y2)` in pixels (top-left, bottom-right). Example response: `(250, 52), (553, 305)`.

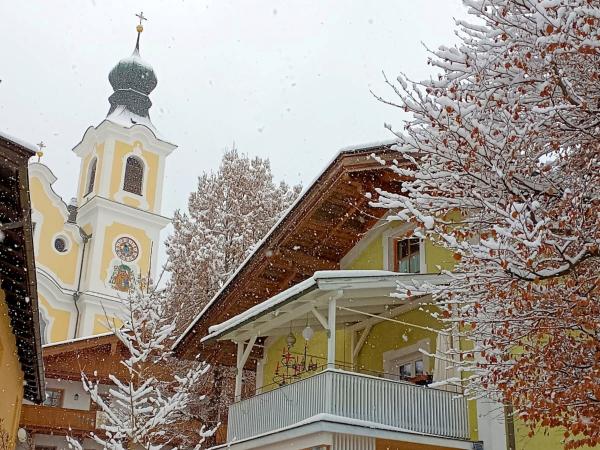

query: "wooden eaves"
(174, 143), (405, 367)
(0, 133), (45, 403)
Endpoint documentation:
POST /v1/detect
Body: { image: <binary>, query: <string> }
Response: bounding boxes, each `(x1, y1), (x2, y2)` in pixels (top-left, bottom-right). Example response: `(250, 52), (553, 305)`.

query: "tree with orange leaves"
(372, 1), (599, 447)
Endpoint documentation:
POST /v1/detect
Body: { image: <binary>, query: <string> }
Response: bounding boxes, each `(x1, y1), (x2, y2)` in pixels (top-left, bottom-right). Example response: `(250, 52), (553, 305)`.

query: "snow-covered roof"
(202, 270), (448, 343)
(106, 104), (158, 134)
(0, 130), (39, 153)
(42, 331), (115, 349)
(337, 139), (397, 153)
(174, 141), (397, 351)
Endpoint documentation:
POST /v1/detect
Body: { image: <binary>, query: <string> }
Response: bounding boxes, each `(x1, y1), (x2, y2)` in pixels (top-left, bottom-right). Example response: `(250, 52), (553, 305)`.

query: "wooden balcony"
(20, 404), (98, 435)
(227, 369), (470, 443)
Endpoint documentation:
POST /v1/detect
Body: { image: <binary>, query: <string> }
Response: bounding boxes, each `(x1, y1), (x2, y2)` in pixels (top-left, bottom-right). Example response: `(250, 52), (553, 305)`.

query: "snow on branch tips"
(373, 1), (600, 447)
(67, 279), (218, 450)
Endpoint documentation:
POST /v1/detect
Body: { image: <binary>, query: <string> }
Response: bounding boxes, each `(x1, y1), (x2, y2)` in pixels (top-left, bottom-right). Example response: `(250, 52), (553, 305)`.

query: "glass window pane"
(415, 359), (424, 375)
(400, 363), (413, 379)
(409, 253), (420, 273)
(396, 238), (420, 273)
(399, 258), (409, 273)
(43, 389), (62, 407)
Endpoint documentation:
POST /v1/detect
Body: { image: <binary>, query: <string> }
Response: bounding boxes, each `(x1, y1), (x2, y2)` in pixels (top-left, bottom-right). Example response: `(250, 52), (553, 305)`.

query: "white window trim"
(383, 338), (431, 380)
(382, 225), (427, 273)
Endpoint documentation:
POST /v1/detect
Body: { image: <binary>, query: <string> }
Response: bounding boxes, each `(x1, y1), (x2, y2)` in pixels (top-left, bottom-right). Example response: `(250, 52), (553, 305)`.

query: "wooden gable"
(42, 333), (129, 383)
(175, 144), (405, 365)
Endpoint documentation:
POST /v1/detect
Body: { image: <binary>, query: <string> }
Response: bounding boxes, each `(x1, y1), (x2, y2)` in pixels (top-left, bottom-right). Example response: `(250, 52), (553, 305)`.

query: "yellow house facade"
(13, 25), (178, 450)
(176, 144), (577, 450)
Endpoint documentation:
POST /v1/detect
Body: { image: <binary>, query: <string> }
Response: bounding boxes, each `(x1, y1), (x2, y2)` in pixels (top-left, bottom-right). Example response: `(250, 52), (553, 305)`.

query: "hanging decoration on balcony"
(272, 326), (318, 386)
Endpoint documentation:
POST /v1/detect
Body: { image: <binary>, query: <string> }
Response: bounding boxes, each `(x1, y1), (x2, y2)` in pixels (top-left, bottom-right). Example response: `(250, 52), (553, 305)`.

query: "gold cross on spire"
(136, 11), (147, 32)
(36, 141), (46, 162)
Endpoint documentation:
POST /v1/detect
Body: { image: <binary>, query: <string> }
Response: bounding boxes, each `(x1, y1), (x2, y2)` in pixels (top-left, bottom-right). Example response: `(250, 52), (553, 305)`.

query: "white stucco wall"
(45, 378), (91, 410)
(18, 434), (103, 450)
(477, 398), (508, 450)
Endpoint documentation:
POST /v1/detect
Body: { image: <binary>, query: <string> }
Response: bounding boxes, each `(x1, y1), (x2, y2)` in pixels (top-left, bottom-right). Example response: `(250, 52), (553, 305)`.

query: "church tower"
(29, 17), (175, 341)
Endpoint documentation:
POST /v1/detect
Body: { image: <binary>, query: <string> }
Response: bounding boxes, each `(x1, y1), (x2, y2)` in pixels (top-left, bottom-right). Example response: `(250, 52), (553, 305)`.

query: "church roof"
(106, 24), (157, 131)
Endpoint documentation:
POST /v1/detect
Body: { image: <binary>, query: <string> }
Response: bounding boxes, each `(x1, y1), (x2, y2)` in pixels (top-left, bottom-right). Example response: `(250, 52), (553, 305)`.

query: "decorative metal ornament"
(286, 331), (297, 348)
(115, 236), (139, 262)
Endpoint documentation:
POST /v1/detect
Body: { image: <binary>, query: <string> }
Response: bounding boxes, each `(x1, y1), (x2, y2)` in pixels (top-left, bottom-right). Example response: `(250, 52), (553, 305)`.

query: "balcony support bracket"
(352, 324), (372, 365)
(311, 307), (329, 332)
(234, 335), (257, 401)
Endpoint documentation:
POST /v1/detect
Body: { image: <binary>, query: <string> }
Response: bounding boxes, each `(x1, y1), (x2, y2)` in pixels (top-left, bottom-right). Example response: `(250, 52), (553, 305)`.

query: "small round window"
(54, 237), (67, 253)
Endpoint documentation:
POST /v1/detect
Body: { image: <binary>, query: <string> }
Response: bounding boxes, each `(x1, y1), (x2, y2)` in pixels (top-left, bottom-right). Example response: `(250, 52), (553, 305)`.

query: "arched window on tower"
(123, 156), (144, 195)
(85, 157), (97, 196)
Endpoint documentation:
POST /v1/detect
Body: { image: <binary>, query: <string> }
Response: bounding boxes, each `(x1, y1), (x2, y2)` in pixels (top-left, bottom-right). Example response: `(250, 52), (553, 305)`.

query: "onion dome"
(106, 19), (157, 127)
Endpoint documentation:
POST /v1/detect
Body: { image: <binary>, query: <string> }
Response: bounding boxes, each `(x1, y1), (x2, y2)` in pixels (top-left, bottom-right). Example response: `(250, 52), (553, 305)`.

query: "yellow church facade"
(28, 28), (175, 345)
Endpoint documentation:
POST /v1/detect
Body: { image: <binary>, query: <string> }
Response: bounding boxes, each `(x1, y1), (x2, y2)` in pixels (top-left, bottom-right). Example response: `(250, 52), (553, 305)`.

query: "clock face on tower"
(115, 236), (139, 262)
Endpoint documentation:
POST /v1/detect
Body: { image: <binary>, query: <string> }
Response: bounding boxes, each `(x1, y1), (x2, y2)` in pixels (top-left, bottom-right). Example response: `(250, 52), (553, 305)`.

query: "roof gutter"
(201, 280), (319, 344)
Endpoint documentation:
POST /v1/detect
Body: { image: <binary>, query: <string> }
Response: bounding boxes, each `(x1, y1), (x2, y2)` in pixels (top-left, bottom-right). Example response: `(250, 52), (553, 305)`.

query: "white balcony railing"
(227, 369), (470, 442)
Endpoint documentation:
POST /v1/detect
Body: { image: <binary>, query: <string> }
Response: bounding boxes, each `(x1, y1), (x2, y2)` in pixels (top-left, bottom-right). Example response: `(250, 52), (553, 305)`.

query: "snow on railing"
(227, 369), (470, 442)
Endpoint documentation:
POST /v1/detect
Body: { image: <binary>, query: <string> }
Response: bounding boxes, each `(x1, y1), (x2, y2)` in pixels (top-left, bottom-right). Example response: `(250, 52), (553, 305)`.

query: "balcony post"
(234, 335), (257, 401)
(327, 295), (337, 368)
(235, 341), (244, 401)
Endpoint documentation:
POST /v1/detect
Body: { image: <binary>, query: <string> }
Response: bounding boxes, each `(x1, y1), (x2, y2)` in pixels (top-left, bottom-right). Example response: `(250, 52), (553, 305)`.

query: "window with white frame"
(398, 356), (425, 380)
(383, 339), (431, 382)
(394, 238), (420, 273)
(43, 388), (63, 407)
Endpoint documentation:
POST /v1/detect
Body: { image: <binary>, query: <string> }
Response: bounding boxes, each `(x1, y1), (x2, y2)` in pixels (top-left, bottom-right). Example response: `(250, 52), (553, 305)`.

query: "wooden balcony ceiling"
(176, 144), (405, 364)
(20, 404), (97, 437)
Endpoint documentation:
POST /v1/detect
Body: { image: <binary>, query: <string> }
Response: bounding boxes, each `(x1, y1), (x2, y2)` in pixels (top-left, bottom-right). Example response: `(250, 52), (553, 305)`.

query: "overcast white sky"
(0, 0), (468, 269)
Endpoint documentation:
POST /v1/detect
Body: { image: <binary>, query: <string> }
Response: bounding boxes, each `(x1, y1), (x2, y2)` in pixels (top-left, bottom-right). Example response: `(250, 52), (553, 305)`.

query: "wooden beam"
(234, 342), (244, 400)
(311, 307), (329, 331)
(352, 325), (372, 361)
(231, 296), (324, 342)
(348, 298), (431, 332)
(240, 336), (257, 369)
(234, 336), (257, 401)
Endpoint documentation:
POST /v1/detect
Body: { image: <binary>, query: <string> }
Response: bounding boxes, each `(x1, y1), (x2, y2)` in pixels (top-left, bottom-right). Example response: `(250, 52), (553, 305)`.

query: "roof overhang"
(202, 270), (449, 344)
(175, 142), (408, 359)
(0, 133), (45, 403)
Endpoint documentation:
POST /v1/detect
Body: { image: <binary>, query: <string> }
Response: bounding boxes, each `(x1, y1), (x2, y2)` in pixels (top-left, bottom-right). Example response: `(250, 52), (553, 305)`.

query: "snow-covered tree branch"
(68, 282), (218, 450)
(164, 146), (299, 423)
(165, 145), (301, 323)
(372, 1), (600, 447)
